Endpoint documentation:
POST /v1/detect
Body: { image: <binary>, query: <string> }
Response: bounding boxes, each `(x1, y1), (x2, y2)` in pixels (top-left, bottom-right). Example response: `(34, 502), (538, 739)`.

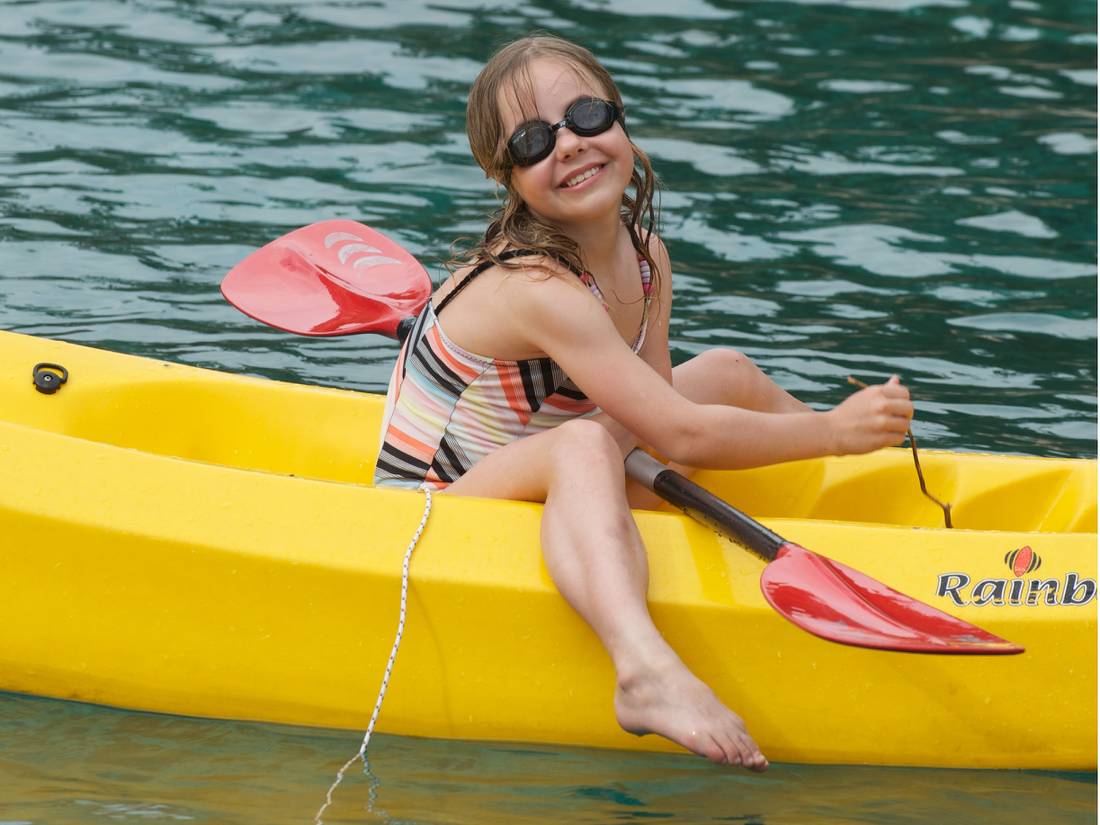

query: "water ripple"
(0, 0), (1093, 466)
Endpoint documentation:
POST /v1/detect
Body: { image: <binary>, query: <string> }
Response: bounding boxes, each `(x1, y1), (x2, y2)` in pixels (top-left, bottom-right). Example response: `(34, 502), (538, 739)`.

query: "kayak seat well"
(952, 467), (1097, 533)
(13, 372), (387, 485)
(695, 451), (1095, 533)
(696, 456), (956, 529)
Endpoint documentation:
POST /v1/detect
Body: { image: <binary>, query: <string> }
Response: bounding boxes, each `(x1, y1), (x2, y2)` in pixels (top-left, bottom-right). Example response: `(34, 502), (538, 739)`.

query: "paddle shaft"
(396, 315), (417, 343)
(624, 449), (784, 562)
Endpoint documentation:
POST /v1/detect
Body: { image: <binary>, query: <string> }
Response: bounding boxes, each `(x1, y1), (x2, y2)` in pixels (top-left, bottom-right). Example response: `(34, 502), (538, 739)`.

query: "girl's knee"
(674, 348), (770, 409)
(553, 419), (623, 467)
(699, 347), (754, 375)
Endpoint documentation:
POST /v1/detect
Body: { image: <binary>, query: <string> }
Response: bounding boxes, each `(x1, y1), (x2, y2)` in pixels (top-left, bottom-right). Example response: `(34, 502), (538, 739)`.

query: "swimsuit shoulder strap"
(434, 248), (543, 316)
(402, 248), (569, 380)
(638, 254), (653, 296)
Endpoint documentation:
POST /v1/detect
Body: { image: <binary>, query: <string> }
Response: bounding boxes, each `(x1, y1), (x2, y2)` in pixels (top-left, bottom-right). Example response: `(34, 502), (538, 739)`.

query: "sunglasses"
(506, 98), (623, 168)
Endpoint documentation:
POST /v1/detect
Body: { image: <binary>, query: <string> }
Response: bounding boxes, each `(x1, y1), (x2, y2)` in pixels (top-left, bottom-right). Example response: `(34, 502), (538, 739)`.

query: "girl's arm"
(497, 261), (912, 471)
(590, 238), (674, 455)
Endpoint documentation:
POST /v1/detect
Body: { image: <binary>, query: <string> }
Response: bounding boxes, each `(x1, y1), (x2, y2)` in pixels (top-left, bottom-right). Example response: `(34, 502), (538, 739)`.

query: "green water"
(0, 694), (1095, 824)
(0, 0), (1095, 821)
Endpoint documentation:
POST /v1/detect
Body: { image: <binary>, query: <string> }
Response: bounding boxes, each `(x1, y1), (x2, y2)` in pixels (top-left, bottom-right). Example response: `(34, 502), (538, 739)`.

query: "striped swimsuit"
(373, 250), (653, 490)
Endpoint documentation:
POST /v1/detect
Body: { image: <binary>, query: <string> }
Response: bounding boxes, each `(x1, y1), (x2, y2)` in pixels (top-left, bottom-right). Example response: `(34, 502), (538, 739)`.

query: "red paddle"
(221, 220), (432, 339)
(221, 221), (1023, 655)
(624, 450), (1021, 654)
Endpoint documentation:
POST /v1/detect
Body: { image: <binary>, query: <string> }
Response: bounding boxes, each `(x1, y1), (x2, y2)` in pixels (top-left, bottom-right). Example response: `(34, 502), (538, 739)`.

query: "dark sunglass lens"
(569, 99), (614, 135)
(508, 123), (552, 166)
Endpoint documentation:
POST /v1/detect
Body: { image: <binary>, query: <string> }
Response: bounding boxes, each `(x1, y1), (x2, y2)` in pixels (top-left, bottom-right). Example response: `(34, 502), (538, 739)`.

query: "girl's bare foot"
(614, 658), (769, 771)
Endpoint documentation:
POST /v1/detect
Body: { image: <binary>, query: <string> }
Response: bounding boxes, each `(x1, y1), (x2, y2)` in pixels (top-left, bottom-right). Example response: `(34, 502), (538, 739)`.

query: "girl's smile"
(558, 162), (605, 189)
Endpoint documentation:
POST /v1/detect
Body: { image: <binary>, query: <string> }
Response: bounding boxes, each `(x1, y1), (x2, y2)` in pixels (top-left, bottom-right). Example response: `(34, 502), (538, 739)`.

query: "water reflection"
(1, 693), (1095, 825)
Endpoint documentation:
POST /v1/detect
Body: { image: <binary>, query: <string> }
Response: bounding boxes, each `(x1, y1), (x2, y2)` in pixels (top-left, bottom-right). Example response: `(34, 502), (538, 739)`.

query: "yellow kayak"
(0, 330), (1094, 768)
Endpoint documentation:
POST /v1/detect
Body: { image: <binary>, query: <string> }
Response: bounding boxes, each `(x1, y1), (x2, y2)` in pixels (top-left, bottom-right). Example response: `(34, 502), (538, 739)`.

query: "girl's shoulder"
(430, 251), (599, 362)
(436, 249), (598, 327)
(635, 226), (669, 264)
(471, 245), (596, 292)
(493, 254), (599, 308)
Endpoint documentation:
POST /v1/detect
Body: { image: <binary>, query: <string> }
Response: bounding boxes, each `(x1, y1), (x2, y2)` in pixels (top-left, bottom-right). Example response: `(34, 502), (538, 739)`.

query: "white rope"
(314, 487), (433, 824)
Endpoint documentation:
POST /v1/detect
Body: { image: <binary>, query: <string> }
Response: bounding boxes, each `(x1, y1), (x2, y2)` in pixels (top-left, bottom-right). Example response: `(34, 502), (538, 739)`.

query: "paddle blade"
(760, 543), (1024, 655)
(221, 220), (432, 337)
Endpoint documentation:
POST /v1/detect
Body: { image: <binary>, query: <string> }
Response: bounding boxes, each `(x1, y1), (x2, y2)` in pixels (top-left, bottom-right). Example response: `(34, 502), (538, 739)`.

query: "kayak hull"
(1, 331), (1095, 768)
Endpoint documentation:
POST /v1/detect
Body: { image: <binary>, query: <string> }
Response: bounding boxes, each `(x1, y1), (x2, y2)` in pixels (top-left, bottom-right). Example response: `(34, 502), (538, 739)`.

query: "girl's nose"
(554, 126), (585, 159)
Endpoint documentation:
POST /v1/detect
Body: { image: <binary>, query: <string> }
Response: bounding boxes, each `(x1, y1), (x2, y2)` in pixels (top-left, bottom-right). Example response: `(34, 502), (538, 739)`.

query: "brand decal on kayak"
(936, 545), (1096, 607)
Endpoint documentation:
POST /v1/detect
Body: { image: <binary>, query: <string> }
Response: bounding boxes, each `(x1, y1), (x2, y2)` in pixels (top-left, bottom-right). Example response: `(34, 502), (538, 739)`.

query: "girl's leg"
(672, 348), (810, 414)
(445, 419), (768, 770)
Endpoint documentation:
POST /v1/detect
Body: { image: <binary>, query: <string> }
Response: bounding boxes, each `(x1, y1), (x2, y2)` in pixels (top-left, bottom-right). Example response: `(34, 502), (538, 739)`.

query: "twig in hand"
(847, 376), (953, 528)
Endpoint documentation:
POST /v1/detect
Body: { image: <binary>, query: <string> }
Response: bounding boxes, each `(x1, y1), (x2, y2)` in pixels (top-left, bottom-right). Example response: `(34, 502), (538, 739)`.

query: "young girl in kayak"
(374, 34), (913, 770)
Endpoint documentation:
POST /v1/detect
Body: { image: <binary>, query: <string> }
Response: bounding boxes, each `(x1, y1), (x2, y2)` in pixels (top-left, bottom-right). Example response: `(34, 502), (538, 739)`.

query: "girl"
(374, 35), (913, 771)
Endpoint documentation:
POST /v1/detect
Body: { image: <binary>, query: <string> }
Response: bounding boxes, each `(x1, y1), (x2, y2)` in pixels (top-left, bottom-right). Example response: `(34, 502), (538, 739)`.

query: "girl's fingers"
(887, 408), (912, 426)
(890, 402), (914, 420)
(879, 420), (907, 440)
(874, 401), (912, 425)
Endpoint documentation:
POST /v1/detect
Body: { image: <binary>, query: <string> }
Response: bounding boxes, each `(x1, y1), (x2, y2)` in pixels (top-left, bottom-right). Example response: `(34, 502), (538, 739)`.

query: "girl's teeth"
(565, 166), (601, 187)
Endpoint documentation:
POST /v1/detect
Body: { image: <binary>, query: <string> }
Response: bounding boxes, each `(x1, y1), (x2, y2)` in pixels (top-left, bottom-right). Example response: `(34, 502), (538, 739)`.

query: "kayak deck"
(0, 331), (1095, 769)
(2, 331), (1093, 534)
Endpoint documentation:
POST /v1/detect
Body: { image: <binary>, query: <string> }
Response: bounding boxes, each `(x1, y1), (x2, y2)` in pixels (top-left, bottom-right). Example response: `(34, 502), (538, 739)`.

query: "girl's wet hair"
(454, 34), (661, 298)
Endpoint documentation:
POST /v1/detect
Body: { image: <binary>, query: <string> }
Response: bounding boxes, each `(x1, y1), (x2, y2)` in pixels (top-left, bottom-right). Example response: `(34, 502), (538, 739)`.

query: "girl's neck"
(547, 207), (626, 270)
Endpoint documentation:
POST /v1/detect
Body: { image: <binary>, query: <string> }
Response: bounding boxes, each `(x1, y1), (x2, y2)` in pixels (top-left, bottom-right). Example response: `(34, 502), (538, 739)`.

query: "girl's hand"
(825, 376), (914, 455)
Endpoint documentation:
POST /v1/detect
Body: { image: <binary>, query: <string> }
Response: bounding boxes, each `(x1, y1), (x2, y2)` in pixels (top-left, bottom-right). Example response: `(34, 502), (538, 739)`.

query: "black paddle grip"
(396, 315), (417, 343)
(651, 469), (786, 562)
